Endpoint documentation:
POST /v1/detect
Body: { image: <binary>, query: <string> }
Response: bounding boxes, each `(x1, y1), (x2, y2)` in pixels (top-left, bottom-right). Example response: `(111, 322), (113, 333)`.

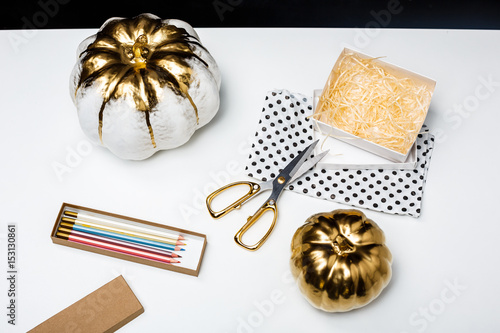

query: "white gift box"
(312, 89), (418, 170)
(312, 48), (436, 164)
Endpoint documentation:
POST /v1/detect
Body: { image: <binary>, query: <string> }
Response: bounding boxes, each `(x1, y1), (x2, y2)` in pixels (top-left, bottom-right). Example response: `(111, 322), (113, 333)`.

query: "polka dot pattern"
(245, 90), (434, 217)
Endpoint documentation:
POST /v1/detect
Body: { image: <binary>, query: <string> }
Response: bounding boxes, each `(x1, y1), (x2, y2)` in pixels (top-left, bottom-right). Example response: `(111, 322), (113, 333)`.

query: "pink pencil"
(56, 230), (180, 264)
(59, 226), (181, 258)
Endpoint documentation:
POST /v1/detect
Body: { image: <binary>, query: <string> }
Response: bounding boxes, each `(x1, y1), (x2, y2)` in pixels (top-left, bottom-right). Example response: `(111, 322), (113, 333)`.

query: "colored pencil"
(58, 226), (181, 258)
(56, 231), (180, 264)
(64, 211), (185, 241)
(61, 217), (185, 246)
(60, 221), (185, 252)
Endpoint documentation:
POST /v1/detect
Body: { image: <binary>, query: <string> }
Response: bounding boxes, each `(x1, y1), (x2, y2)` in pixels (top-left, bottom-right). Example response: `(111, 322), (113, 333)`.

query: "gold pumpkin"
(290, 209), (392, 312)
(70, 13), (221, 160)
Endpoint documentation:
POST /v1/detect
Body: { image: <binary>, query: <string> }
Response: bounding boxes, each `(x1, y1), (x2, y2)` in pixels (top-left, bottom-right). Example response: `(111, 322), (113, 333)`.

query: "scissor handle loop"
(234, 199), (278, 251)
(206, 181), (261, 219)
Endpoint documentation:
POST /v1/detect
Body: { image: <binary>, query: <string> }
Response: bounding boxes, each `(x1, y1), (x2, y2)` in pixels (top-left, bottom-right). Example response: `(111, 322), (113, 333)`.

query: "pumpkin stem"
(332, 235), (355, 256)
(132, 34), (148, 70)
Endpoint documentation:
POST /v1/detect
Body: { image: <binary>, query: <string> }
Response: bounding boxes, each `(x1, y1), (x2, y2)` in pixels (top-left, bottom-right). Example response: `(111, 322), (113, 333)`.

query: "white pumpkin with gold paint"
(70, 13), (221, 160)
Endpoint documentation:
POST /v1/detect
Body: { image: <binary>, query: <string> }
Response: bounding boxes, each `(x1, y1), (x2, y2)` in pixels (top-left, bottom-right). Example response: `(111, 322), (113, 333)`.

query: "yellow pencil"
(64, 211), (185, 241)
(61, 217), (185, 246)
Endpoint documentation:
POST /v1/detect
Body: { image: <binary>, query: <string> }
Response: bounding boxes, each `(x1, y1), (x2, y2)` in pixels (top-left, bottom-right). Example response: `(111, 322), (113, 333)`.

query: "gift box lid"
(28, 275), (143, 333)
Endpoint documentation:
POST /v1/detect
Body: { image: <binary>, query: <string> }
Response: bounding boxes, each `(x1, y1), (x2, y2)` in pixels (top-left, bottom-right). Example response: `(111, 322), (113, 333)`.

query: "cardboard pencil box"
(51, 202), (207, 276)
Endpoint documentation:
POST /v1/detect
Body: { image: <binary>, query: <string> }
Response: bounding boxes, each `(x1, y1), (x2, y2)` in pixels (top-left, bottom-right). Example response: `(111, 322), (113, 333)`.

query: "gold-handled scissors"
(206, 140), (328, 251)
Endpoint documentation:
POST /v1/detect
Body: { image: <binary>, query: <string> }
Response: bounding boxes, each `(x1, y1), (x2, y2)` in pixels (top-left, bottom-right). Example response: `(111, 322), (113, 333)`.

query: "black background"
(2, 0), (500, 30)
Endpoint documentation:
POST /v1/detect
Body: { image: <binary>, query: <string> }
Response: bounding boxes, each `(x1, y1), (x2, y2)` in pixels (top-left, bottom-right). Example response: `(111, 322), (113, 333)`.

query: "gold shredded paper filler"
(312, 52), (432, 155)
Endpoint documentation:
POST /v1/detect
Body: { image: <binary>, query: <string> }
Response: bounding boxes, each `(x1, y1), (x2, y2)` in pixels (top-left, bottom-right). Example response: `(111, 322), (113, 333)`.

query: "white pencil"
(64, 211), (185, 241)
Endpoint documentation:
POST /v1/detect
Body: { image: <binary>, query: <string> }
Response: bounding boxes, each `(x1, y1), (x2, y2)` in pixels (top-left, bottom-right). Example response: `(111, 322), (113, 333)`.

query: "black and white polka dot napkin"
(244, 89), (434, 217)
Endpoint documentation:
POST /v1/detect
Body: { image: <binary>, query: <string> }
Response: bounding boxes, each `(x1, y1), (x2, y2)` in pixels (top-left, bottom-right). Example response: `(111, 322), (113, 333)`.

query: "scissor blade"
(289, 149), (329, 184)
(267, 140), (322, 201)
(275, 140), (319, 186)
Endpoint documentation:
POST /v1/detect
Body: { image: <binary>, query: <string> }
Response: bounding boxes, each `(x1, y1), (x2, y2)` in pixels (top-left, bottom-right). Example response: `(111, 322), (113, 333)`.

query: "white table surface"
(1, 26), (499, 333)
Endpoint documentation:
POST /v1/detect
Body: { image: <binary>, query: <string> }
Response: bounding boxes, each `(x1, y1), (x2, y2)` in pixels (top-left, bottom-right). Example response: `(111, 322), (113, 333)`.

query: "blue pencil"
(61, 221), (185, 252)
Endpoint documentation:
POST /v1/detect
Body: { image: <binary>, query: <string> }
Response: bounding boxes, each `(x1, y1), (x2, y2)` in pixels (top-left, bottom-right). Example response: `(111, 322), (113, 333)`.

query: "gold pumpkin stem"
(332, 235), (355, 256)
(132, 34), (148, 70)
